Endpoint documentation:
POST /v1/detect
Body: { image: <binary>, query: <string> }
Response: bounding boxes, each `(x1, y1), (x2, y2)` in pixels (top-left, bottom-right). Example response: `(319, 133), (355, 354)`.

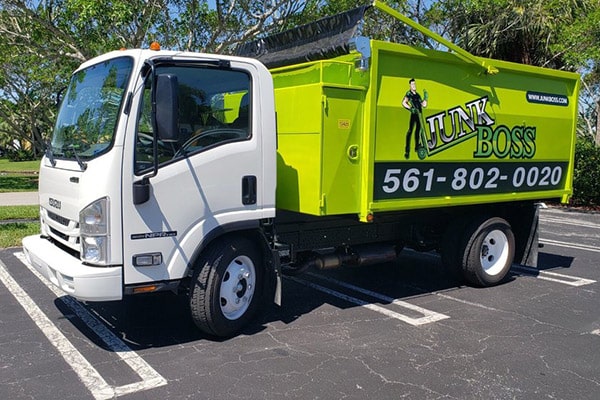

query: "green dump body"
(273, 39), (580, 222)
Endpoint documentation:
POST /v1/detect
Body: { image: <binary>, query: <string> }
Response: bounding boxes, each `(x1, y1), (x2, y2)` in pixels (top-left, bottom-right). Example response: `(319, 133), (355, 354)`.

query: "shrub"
(5, 148), (36, 162)
(572, 137), (600, 207)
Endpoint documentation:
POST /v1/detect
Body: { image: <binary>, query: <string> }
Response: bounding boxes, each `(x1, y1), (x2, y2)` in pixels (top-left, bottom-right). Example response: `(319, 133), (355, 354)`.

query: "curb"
(0, 191), (39, 206)
(0, 218), (38, 225)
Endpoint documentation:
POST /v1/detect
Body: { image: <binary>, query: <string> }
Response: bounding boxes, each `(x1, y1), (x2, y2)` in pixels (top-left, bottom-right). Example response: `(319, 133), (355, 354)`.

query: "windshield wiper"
(68, 144), (87, 171)
(45, 140), (56, 167)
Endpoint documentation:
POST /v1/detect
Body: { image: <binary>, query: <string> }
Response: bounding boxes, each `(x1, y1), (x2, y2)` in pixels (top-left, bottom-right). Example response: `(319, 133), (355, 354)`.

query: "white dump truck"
(23, 2), (579, 336)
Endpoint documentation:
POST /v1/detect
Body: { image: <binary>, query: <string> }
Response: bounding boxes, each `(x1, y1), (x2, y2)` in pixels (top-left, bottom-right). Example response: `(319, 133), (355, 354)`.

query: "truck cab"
(23, 49), (277, 329)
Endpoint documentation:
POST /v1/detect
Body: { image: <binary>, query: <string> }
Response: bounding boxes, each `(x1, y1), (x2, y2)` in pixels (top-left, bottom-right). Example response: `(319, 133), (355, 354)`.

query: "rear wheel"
(189, 236), (264, 337)
(459, 217), (515, 287)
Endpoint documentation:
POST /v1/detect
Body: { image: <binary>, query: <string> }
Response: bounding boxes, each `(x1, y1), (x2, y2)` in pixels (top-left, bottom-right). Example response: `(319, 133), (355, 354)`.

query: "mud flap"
(271, 249), (282, 306)
(514, 204), (540, 268)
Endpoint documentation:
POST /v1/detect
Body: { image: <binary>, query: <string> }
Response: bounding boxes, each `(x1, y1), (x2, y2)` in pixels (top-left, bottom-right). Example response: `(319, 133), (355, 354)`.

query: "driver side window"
(134, 65), (251, 175)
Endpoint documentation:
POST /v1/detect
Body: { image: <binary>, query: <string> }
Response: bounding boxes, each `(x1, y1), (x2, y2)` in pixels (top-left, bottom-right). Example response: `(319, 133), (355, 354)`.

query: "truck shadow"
(55, 249), (573, 350)
(536, 251), (575, 271)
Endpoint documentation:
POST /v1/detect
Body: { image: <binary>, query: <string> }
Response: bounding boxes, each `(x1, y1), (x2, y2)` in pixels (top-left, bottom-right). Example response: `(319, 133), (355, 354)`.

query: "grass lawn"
(0, 205), (39, 220)
(0, 159), (40, 172)
(0, 159), (40, 192)
(0, 222), (40, 248)
(0, 205), (40, 248)
(0, 160), (41, 247)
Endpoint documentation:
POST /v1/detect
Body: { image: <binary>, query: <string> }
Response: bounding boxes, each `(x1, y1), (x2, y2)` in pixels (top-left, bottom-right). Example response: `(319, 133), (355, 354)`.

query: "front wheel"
(189, 236), (264, 337)
(459, 217), (515, 287)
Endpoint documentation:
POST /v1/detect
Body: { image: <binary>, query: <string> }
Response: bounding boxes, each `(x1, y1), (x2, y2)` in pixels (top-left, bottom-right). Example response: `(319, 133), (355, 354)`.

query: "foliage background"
(573, 138), (600, 207)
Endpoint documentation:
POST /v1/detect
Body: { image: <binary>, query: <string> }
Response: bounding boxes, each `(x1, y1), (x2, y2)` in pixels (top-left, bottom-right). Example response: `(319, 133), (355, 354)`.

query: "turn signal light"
(132, 285), (159, 294)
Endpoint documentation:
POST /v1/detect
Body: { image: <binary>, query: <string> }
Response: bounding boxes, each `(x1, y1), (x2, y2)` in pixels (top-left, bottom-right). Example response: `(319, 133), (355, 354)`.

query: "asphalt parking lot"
(0, 206), (598, 399)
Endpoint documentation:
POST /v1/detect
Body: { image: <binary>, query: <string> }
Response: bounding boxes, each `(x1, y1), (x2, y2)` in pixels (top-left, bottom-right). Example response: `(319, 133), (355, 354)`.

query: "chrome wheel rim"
(219, 256), (256, 320)
(480, 229), (510, 276)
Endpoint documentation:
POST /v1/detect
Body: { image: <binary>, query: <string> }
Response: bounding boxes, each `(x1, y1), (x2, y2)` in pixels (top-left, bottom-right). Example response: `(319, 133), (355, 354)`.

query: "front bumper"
(22, 235), (122, 301)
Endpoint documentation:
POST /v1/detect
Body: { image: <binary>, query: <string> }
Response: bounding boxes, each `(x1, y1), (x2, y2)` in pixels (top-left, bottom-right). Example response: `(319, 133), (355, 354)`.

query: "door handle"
(242, 176), (257, 205)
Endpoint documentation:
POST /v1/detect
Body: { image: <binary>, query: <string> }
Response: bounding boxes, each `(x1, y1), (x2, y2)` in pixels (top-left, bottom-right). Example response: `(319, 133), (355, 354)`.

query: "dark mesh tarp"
(235, 5), (371, 68)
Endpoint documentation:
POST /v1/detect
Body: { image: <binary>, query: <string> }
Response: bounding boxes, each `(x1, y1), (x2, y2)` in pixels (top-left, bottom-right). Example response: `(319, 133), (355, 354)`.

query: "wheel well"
(436, 202), (536, 245)
(438, 202), (539, 283)
(187, 229), (271, 278)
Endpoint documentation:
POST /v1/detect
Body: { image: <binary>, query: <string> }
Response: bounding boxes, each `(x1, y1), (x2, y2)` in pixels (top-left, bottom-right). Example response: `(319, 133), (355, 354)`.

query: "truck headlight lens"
(80, 198), (108, 235)
(80, 197), (109, 265)
(82, 236), (107, 264)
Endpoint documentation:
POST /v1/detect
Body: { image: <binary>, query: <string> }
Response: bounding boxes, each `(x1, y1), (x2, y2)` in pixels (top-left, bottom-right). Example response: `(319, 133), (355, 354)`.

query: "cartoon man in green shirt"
(402, 78), (428, 159)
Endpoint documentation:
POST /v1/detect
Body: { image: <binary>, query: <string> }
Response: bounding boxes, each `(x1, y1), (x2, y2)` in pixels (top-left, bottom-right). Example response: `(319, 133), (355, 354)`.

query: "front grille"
(42, 207), (80, 251)
(47, 210), (73, 227)
(49, 227), (69, 242)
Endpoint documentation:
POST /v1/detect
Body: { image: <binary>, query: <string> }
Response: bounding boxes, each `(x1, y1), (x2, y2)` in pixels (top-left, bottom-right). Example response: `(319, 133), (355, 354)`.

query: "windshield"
(51, 56), (133, 160)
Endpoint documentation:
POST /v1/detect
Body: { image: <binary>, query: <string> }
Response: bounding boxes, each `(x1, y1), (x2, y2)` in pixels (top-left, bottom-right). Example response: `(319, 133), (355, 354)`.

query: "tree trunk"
(596, 101), (600, 147)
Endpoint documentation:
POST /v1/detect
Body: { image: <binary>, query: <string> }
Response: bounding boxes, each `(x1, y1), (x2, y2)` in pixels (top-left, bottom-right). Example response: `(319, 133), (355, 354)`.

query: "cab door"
(120, 61), (263, 286)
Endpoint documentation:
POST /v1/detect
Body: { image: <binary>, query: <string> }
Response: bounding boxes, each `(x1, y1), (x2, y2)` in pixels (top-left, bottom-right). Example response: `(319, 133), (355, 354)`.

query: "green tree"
(434, 0), (600, 140)
(556, 5), (600, 142)
(0, 0), (169, 155)
(433, 0), (592, 68)
(159, 1), (314, 53)
(0, 0), (325, 154)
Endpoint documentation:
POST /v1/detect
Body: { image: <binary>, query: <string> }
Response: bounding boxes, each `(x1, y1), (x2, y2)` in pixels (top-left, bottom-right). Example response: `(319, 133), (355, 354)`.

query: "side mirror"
(155, 74), (179, 143)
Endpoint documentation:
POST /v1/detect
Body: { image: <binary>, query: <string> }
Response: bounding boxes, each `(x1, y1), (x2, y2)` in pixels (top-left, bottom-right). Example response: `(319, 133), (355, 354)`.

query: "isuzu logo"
(49, 197), (61, 210)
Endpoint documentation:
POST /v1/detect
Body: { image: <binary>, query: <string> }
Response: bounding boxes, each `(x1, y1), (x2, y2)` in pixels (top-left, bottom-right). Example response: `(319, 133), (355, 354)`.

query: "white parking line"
(540, 238), (600, 253)
(511, 264), (596, 287)
(0, 259), (113, 399)
(434, 293), (503, 312)
(8, 252), (167, 399)
(540, 215), (600, 230)
(287, 273), (449, 326)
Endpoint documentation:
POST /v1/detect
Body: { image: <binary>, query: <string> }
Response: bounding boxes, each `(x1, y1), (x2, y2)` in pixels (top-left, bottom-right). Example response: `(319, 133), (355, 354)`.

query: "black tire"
(189, 236), (264, 337)
(459, 217), (515, 287)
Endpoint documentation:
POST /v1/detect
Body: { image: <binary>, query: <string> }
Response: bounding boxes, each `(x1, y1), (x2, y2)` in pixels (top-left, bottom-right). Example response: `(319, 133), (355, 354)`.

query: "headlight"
(80, 197), (110, 265)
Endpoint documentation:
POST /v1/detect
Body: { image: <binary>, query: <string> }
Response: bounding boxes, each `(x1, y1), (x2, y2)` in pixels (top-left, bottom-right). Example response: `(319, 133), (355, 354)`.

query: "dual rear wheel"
(442, 216), (515, 287)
